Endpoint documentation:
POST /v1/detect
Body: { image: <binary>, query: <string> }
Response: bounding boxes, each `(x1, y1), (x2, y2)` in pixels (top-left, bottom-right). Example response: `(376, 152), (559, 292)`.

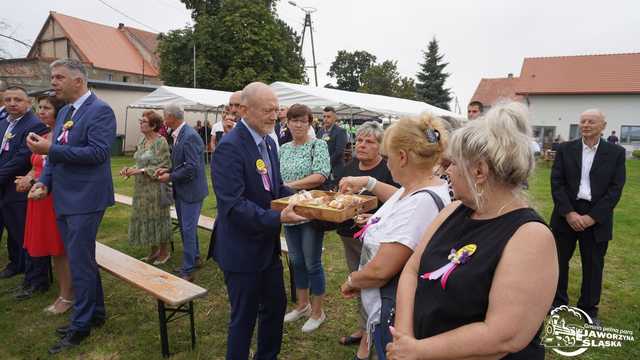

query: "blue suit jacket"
(40, 93), (116, 216)
(170, 123), (208, 203)
(210, 120), (293, 272)
(0, 111), (48, 204)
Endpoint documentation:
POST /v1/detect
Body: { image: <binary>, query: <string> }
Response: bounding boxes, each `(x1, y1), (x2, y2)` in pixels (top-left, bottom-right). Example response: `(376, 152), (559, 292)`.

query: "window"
(621, 125), (640, 144)
(569, 124), (580, 140)
(106, 73), (113, 81)
(532, 126), (556, 148)
(123, 76), (129, 82)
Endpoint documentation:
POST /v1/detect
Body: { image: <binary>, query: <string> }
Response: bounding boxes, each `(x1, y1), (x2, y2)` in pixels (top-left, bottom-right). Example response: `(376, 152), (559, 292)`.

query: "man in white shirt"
(550, 109), (626, 324)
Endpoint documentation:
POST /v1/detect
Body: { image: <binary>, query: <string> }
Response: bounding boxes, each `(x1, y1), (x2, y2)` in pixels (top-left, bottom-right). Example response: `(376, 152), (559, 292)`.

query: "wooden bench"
(95, 242), (208, 358)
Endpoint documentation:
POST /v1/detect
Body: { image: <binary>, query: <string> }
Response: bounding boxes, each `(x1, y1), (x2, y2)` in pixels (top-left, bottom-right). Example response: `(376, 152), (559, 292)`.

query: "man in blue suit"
(211, 82), (305, 360)
(27, 59), (116, 354)
(156, 102), (208, 282)
(0, 87), (48, 288)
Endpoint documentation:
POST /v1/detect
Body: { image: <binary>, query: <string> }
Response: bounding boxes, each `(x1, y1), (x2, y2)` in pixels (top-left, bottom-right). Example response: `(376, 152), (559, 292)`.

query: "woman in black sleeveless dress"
(386, 102), (559, 360)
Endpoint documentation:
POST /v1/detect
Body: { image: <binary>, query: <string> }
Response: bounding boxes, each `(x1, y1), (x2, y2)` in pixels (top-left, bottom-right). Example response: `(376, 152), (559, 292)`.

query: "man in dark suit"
(156, 102), (208, 282)
(0, 87), (48, 290)
(28, 59), (116, 354)
(317, 106), (348, 186)
(550, 109), (626, 323)
(211, 82), (305, 360)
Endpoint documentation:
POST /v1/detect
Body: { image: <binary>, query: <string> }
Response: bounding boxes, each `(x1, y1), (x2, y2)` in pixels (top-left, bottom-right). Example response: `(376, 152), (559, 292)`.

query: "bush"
(633, 150), (640, 159)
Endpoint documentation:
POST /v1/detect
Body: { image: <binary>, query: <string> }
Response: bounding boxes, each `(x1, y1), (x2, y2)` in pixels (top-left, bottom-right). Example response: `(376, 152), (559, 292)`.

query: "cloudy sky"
(1, 0), (638, 112)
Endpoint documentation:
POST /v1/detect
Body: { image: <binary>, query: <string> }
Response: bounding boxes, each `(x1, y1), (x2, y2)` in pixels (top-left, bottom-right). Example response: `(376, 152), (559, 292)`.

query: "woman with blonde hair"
(386, 102), (558, 360)
(339, 113), (451, 359)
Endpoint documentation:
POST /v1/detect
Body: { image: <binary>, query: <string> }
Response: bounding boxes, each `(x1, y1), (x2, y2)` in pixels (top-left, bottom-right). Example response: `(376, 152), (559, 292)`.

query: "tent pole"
(123, 106), (129, 154)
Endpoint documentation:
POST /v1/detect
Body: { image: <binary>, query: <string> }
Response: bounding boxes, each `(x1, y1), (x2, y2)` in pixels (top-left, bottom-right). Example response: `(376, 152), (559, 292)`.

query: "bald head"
(228, 90), (243, 117)
(579, 108), (606, 143)
(240, 82), (278, 136)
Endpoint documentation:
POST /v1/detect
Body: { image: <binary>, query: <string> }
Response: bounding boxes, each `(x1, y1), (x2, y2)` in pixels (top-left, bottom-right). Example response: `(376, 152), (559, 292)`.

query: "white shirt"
(577, 139), (600, 201)
(210, 121), (223, 135)
(0, 112), (26, 154)
(172, 122), (187, 145)
(359, 183), (451, 335)
(70, 91), (92, 117)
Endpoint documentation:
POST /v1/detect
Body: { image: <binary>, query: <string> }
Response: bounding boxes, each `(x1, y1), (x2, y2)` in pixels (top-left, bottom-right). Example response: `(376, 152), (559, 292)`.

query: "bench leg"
(158, 300), (170, 358)
(286, 255), (297, 304)
(189, 301), (196, 350)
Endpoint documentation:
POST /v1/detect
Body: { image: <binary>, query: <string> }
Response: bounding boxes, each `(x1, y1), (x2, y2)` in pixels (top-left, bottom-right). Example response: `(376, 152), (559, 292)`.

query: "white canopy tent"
(125, 86), (233, 151)
(270, 81), (465, 120)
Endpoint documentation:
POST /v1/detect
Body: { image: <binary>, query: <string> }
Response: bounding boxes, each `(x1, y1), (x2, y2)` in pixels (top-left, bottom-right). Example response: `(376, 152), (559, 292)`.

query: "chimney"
(118, 23), (125, 30)
(507, 73), (514, 78)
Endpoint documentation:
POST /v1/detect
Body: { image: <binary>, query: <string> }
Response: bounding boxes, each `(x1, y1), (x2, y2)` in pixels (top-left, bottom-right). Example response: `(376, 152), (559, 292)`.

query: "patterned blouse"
(279, 138), (331, 183)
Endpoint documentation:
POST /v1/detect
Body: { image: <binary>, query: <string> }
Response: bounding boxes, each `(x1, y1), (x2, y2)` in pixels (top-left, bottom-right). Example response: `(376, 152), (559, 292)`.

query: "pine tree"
(415, 37), (452, 110)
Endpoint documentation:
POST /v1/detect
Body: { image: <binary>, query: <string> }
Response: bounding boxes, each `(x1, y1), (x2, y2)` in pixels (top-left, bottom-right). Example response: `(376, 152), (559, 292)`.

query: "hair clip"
(425, 128), (440, 143)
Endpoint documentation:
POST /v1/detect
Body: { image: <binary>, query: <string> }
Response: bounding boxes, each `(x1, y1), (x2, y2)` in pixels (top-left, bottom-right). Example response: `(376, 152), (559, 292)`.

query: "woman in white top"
(339, 114), (451, 360)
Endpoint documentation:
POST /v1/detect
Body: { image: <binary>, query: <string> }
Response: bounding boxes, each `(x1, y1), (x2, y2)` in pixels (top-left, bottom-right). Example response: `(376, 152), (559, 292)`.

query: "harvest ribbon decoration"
(57, 120), (74, 144)
(353, 216), (380, 241)
(420, 244), (477, 289)
(256, 159), (271, 192)
(2, 132), (13, 151)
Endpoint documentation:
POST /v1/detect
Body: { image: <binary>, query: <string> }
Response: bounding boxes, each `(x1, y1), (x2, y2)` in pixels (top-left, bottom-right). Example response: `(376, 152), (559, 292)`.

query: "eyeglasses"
(229, 103), (240, 107)
(288, 118), (309, 125)
(138, 119), (149, 124)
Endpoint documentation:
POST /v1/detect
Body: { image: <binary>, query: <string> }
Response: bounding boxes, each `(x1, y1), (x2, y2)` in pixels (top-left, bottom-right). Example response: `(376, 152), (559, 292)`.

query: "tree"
(359, 60), (416, 100)
(415, 37), (452, 110)
(158, 0), (305, 90)
(326, 50), (377, 91)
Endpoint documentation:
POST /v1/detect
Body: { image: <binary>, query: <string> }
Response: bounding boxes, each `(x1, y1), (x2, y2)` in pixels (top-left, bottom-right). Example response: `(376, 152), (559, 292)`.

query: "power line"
(0, 33), (31, 48)
(95, 0), (161, 33)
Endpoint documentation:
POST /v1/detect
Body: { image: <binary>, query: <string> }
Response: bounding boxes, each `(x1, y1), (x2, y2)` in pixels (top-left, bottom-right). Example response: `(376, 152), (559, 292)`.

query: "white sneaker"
(301, 311), (326, 333)
(284, 304), (311, 323)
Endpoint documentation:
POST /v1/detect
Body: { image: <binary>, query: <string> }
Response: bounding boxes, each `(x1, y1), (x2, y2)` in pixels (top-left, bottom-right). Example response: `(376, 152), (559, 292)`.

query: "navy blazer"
(40, 93), (116, 216)
(170, 123), (208, 203)
(0, 110), (48, 204)
(210, 120), (292, 272)
(550, 138), (626, 242)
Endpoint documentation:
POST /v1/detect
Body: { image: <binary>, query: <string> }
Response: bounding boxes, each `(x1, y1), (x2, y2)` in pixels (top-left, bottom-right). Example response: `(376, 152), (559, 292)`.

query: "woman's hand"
(354, 213), (373, 226)
(14, 176), (33, 192)
(340, 279), (360, 299)
(386, 326), (420, 360)
(119, 167), (129, 177)
(339, 176), (368, 194)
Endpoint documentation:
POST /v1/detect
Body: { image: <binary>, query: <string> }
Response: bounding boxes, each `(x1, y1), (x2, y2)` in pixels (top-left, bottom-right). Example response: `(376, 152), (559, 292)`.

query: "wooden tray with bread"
(271, 190), (378, 223)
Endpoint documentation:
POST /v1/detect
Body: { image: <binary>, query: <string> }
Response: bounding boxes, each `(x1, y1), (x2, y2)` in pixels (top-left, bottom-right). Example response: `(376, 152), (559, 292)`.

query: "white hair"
(164, 102), (184, 120)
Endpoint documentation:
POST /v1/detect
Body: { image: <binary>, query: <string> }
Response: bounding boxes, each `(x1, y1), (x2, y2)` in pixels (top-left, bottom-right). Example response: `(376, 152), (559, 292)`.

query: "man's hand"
(565, 211), (585, 232)
(340, 280), (359, 299)
(15, 176), (33, 193)
(280, 203), (307, 224)
(580, 214), (596, 229)
(26, 132), (51, 155)
(386, 326), (420, 360)
(157, 173), (171, 183)
(28, 182), (48, 200)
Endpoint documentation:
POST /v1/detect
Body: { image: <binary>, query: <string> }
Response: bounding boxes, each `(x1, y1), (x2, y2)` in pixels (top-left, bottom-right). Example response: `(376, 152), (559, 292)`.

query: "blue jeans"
(284, 222), (325, 296)
(175, 199), (203, 275)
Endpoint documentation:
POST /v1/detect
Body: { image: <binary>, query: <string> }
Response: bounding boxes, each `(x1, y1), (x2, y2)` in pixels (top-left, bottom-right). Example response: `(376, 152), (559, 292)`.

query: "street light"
(288, 1), (319, 86)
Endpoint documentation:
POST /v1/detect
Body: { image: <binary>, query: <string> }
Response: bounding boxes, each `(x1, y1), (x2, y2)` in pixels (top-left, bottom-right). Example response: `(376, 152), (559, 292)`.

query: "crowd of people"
(0, 58), (627, 359)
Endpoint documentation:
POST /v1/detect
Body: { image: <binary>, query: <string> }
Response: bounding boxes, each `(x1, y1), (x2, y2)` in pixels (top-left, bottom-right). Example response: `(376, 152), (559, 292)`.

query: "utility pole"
(289, 1), (318, 86)
(193, 42), (197, 88)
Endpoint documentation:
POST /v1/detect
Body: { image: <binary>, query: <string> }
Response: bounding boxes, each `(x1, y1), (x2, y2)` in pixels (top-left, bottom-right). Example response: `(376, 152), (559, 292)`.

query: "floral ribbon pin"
(420, 244), (477, 289)
(2, 132), (14, 151)
(353, 216), (380, 241)
(256, 159), (271, 192)
(57, 120), (74, 144)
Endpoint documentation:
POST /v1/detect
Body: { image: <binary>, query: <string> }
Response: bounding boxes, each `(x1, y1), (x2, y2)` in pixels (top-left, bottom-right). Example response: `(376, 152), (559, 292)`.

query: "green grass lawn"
(0, 157), (638, 359)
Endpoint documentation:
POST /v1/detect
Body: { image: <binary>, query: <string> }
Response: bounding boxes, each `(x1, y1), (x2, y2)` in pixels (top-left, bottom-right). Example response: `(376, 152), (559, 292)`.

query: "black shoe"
(14, 285), (48, 300)
(0, 267), (19, 279)
(48, 330), (90, 354)
(56, 317), (105, 336)
(591, 317), (603, 327)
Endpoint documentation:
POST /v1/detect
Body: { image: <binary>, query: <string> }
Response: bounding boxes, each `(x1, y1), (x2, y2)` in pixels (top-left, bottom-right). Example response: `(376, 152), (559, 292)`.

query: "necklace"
(495, 197), (518, 217)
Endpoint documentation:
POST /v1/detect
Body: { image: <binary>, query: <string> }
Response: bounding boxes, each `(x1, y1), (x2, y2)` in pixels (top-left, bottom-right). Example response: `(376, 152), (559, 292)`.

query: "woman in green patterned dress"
(119, 110), (172, 265)
(279, 104), (331, 333)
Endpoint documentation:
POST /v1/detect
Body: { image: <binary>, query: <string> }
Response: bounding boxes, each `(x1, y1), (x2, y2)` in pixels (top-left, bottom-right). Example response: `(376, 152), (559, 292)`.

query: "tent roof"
(129, 86), (232, 111)
(270, 81), (464, 119)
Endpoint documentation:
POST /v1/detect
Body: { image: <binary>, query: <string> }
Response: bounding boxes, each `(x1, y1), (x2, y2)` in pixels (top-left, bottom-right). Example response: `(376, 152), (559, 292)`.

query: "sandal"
(44, 297), (73, 315)
(153, 253), (171, 265)
(339, 334), (363, 346)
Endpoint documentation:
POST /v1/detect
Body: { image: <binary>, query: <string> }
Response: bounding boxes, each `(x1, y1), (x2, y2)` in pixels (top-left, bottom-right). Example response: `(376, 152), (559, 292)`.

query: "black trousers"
(553, 200), (609, 318)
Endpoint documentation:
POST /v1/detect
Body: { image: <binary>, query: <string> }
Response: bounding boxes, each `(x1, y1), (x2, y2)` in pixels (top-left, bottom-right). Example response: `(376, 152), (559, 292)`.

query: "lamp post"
(288, 1), (318, 86)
